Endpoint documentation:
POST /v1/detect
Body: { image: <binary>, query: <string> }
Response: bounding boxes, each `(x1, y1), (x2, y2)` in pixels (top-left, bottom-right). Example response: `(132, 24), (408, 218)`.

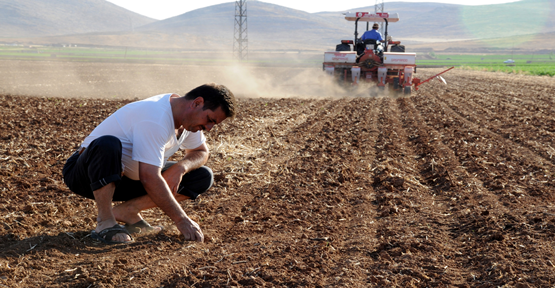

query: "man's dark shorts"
(62, 135), (213, 202)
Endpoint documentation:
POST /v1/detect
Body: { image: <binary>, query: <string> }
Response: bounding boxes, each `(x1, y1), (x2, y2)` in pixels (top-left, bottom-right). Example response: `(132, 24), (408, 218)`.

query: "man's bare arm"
(139, 162), (204, 242)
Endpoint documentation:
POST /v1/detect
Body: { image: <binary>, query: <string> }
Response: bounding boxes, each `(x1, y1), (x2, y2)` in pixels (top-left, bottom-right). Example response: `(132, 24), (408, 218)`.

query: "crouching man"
(62, 83), (236, 244)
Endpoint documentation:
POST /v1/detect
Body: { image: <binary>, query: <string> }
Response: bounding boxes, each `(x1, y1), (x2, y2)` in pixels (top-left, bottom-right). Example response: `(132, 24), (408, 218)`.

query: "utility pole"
(375, 0), (385, 35)
(233, 0), (248, 61)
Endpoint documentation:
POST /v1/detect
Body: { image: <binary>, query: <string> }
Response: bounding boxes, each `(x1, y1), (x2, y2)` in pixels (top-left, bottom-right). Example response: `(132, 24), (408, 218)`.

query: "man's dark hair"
(185, 83), (236, 118)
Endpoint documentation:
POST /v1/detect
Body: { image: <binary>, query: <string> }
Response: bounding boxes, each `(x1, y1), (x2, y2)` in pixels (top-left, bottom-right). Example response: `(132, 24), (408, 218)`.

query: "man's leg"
(111, 165), (213, 225)
(93, 183), (131, 242)
(62, 135), (131, 243)
(111, 193), (190, 225)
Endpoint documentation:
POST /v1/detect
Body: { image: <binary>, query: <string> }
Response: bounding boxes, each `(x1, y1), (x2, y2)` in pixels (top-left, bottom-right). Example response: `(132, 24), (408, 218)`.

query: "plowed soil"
(1, 60), (555, 287)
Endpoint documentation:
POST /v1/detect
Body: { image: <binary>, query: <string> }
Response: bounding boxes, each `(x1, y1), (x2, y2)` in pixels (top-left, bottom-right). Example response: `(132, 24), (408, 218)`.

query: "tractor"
(323, 12), (453, 95)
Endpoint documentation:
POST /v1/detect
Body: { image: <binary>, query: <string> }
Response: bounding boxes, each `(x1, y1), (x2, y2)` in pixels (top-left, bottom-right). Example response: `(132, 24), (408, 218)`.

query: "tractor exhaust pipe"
(383, 18), (389, 52)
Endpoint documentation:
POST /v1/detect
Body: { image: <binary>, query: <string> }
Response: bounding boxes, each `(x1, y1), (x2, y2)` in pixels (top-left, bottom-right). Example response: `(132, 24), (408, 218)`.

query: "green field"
(416, 53), (555, 77)
(1, 45), (554, 76)
(0, 45), (225, 64)
(0, 45), (305, 66)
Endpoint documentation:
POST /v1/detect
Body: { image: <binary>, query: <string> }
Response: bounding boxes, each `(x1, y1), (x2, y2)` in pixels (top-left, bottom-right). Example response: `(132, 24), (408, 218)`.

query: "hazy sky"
(107, 0), (521, 20)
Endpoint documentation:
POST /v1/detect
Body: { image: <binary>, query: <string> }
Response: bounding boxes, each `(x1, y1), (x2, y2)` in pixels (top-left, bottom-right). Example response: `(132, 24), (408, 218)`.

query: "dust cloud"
(0, 59), (359, 100)
(207, 64), (350, 99)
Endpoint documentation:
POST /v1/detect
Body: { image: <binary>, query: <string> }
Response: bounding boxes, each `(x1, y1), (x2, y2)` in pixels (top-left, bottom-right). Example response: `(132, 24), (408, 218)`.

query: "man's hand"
(176, 217), (204, 242)
(162, 164), (186, 194)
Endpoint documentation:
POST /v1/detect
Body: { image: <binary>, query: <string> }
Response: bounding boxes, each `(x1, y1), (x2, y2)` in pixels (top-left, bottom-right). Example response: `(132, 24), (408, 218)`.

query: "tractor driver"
(361, 23), (384, 43)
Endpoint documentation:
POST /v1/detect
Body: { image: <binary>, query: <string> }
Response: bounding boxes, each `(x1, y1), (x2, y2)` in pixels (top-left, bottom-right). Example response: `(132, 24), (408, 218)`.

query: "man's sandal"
(91, 224), (133, 244)
(124, 220), (164, 235)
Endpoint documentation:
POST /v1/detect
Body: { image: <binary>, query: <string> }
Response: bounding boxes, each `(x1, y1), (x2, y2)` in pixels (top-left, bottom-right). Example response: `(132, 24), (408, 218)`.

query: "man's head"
(184, 83), (236, 119)
(372, 23), (379, 30)
(179, 83), (236, 132)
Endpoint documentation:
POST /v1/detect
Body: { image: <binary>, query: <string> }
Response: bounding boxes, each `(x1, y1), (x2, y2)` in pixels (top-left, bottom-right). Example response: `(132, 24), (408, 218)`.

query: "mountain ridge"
(0, 0), (155, 38)
(1, 0), (553, 52)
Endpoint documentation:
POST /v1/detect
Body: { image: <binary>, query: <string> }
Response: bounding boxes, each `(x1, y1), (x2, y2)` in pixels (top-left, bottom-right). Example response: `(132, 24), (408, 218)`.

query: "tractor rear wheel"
(393, 77), (400, 90)
(403, 86), (411, 95)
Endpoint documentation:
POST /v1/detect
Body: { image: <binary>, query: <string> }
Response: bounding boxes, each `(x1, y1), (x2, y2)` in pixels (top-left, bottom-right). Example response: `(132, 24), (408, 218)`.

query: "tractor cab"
(341, 12), (400, 60)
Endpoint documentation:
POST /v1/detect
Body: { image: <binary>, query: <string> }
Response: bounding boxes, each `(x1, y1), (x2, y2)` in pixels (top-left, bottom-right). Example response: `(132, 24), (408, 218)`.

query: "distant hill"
(316, 0), (555, 42)
(0, 0), (155, 38)
(0, 0), (554, 53)
(315, 2), (468, 41)
(136, 2), (350, 50)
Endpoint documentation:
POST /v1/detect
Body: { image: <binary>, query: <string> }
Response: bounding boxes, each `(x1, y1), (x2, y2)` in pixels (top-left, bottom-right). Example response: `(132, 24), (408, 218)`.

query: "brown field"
(1, 60), (555, 287)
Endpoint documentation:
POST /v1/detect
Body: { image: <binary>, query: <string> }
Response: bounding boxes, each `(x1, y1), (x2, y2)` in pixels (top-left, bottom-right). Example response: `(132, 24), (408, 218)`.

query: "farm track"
(1, 63), (555, 287)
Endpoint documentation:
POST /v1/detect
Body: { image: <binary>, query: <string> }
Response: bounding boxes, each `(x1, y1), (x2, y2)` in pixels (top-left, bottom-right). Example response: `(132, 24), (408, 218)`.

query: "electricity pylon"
(375, 0), (385, 35)
(233, 0), (248, 61)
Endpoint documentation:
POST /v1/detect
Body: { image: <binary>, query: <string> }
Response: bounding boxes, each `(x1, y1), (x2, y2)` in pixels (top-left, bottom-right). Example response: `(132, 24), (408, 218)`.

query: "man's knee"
(177, 166), (214, 200)
(196, 166), (214, 191)
(189, 166), (214, 193)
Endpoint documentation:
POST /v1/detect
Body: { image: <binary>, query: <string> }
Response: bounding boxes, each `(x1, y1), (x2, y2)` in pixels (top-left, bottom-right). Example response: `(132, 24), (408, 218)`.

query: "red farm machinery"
(323, 12), (453, 95)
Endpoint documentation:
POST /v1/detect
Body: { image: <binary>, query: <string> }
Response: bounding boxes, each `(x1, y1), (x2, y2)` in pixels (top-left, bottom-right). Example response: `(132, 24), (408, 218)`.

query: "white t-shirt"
(81, 93), (206, 180)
